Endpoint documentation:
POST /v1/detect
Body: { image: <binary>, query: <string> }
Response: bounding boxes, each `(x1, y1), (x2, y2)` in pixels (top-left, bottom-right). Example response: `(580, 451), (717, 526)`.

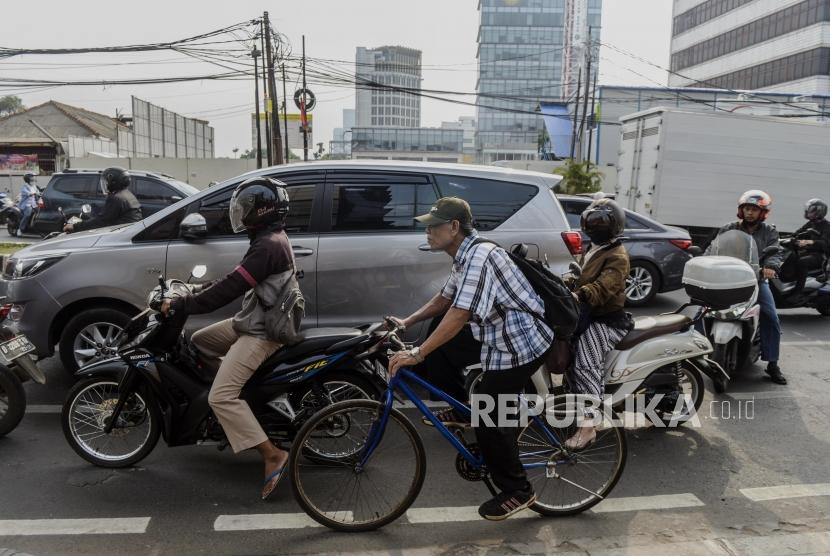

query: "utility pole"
(263, 11), (284, 165)
(281, 63), (290, 163)
(569, 67), (582, 160)
(252, 45), (263, 169)
(260, 21), (272, 166)
(587, 49), (599, 165)
(578, 26), (593, 161)
(301, 35), (309, 162)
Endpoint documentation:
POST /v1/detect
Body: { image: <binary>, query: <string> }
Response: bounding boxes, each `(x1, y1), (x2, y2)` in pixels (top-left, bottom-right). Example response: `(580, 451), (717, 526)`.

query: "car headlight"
(3, 255), (67, 280)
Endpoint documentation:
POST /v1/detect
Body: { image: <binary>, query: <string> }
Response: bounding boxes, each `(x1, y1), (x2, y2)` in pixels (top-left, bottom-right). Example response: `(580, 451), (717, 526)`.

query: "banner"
(539, 102), (572, 160)
(0, 154), (39, 173)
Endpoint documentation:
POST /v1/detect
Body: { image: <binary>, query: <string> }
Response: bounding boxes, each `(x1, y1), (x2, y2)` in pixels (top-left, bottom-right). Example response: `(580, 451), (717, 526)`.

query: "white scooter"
(467, 257), (743, 428)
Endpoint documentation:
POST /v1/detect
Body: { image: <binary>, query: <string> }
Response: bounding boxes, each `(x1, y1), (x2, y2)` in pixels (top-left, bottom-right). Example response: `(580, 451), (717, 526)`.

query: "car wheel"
(59, 307), (133, 376)
(625, 262), (660, 307)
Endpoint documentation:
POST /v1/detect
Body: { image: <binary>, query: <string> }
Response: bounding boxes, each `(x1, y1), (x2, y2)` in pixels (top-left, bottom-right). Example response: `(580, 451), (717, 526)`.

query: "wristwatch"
(410, 346), (425, 363)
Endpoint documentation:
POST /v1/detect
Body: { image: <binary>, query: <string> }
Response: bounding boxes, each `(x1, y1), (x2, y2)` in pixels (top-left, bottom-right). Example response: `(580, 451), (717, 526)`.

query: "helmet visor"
(229, 194), (247, 233)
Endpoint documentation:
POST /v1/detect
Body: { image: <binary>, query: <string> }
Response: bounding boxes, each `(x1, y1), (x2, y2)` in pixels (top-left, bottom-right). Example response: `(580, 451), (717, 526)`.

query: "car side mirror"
(170, 196), (183, 203)
(180, 213), (207, 240)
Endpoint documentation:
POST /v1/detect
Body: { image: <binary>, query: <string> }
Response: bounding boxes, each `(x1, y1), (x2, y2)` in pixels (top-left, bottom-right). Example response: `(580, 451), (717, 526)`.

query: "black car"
(23, 169), (198, 236)
(558, 195), (694, 307)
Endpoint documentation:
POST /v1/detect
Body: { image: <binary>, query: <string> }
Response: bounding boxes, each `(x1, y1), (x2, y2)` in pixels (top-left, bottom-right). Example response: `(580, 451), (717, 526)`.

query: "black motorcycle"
(61, 269), (390, 468)
(0, 320), (46, 437)
(769, 229), (830, 316)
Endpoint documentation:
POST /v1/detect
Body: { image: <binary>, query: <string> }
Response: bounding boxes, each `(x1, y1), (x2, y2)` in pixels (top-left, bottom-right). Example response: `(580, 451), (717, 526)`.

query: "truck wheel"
(59, 307), (133, 376)
(625, 262), (660, 307)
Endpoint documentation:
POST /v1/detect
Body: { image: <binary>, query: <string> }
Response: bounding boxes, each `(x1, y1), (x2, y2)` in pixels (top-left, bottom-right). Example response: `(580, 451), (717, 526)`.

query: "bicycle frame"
(359, 368), (563, 472)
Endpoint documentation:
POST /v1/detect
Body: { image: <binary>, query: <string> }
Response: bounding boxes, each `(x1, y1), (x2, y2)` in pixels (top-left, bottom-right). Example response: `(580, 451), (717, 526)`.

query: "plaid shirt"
(441, 232), (553, 371)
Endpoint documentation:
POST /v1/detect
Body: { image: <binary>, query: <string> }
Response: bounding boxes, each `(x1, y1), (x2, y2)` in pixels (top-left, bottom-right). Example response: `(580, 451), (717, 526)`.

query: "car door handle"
(418, 244), (433, 252)
(293, 247), (314, 257)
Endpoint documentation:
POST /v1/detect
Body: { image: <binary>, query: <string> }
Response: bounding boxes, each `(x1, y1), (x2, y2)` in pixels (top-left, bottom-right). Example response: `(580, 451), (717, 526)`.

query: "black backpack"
(472, 238), (580, 339)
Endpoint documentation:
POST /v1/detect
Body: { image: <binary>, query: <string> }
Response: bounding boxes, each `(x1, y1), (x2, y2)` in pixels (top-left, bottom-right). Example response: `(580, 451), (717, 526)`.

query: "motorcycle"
(61, 266), (390, 468)
(699, 230), (780, 392)
(42, 204), (90, 241)
(0, 193), (15, 226)
(6, 189), (43, 237)
(769, 228), (830, 316)
(0, 319), (47, 437)
(466, 258), (735, 428)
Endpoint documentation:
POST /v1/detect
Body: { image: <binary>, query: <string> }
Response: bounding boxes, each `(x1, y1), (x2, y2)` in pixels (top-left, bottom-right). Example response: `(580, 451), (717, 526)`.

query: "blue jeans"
(757, 281), (780, 363)
(19, 204), (33, 233)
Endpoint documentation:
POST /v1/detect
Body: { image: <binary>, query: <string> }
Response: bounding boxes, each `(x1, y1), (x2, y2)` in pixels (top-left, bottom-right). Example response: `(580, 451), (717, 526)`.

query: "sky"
(0, 0), (673, 158)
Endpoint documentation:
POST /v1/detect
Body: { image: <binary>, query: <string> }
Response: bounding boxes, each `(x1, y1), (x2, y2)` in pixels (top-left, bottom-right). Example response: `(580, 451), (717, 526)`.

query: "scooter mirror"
(81, 204), (92, 215)
(568, 261), (582, 277)
(688, 246), (703, 257)
(190, 265), (208, 279)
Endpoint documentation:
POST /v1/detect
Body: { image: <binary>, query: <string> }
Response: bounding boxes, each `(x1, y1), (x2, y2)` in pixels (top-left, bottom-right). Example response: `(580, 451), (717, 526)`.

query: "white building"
(441, 116), (476, 162)
(669, 0), (830, 95)
(355, 46), (422, 128)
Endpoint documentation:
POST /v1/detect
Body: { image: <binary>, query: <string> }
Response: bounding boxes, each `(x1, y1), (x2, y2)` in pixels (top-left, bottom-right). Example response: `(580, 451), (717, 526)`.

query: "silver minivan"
(0, 161), (579, 372)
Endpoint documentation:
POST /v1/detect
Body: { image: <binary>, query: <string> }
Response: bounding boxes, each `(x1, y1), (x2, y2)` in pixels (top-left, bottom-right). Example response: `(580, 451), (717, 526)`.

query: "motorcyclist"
(564, 198), (634, 450)
(160, 177), (295, 501)
(707, 190), (786, 385)
(793, 198), (830, 278)
(63, 167), (142, 233)
(17, 172), (38, 237)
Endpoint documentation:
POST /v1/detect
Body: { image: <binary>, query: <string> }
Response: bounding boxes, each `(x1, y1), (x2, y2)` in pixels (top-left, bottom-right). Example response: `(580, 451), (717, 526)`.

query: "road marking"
(406, 506), (536, 523)
(780, 341), (828, 347)
(590, 493), (705, 513)
(26, 404), (62, 414)
(740, 483), (830, 501)
(726, 391), (799, 400)
(0, 517), (150, 536)
(214, 513), (350, 531)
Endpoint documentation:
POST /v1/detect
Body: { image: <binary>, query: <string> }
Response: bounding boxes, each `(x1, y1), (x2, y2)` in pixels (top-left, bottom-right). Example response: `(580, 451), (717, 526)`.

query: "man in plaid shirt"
(389, 197), (552, 521)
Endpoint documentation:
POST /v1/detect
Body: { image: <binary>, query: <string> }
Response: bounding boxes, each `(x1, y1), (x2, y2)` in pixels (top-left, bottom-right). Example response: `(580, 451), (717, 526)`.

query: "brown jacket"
(574, 242), (630, 317)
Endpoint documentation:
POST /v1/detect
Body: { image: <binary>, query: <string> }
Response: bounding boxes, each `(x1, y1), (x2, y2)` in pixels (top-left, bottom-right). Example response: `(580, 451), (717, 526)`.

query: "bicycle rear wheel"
(289, 399), (426, 532)
(519, 402), (627, 516)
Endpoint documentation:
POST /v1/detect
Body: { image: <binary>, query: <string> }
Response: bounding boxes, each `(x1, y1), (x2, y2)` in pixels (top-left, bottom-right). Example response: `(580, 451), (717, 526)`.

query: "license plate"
(0, 335), (35, 362)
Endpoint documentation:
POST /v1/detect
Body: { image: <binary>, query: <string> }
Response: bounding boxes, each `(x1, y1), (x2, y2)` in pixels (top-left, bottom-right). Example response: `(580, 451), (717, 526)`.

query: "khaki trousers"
(191, 319), (281, 453)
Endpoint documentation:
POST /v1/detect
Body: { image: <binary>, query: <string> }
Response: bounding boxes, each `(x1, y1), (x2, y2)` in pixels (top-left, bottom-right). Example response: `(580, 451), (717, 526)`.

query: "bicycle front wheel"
(519, 403), (627, 516)
(289, 399), (426, 532)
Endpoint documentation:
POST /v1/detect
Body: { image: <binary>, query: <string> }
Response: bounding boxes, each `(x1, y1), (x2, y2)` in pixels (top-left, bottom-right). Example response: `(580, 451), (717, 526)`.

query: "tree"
(553, 159), (603, 195)
(0, 95), (25, 118)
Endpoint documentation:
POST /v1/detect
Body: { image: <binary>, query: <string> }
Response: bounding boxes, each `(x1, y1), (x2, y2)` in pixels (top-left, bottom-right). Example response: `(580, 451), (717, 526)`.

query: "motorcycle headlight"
(3, 254), (67, 280)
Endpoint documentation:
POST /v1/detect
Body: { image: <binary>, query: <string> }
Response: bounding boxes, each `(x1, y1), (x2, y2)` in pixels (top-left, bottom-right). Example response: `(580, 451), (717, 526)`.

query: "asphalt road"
(1, 290), (829, 555)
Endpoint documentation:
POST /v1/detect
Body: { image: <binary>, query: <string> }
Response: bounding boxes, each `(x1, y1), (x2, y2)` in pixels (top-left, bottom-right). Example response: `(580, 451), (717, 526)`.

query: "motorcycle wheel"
(0, 366), (26, 436)
(711, 344), (732, 393)
(6, 215), (18, 237)
(652, 362), (705, 427)
(62, 378), (160, 468)
(816, 300), (830, 317)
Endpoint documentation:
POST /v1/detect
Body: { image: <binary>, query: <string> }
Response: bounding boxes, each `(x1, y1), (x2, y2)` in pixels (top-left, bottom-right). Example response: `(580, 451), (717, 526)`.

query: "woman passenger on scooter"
(565, 198), (633, 449)
(160, 176), (294, 501)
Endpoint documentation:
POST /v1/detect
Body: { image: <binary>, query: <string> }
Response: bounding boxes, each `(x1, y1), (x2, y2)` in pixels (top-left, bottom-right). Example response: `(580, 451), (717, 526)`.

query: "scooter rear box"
(682, 256), (757, 310)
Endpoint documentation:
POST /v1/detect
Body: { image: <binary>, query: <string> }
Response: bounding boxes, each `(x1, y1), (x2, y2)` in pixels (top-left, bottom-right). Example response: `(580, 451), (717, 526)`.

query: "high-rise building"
(355, 46), (422, 128)
(475, 0), (601, 164)
(330, 109), (356, 158)
(669, 0), (830, 95)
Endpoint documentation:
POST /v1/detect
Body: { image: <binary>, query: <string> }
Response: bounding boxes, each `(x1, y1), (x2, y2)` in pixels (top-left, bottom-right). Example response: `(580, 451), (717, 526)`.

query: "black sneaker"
(765, 363), (787, 385)
(478, 489), (537, 521)
(421, 407), (470, 429)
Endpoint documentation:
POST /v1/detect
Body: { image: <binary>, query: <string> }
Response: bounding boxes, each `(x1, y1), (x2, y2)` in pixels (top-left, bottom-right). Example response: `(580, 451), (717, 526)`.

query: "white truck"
(615, 107), (830, 245)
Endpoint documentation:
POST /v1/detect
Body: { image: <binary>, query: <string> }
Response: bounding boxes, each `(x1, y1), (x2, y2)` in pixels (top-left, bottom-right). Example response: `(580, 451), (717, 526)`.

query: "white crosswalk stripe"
(740, 483), (830, 501)
(0, 517), (150, 536)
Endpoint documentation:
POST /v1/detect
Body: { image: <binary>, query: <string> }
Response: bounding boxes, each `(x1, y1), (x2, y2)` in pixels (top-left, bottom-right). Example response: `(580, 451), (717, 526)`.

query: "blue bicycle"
(287, 326), (627, 532)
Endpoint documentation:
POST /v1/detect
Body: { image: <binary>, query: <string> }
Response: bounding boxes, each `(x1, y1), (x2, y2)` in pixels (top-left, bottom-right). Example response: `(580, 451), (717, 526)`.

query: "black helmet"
(229, 177), (289, 233)
(101, 167), (131, 193)
(23, 172), (35, 184)
(805, 198), (827, 221)
(580, 198), (625, 244)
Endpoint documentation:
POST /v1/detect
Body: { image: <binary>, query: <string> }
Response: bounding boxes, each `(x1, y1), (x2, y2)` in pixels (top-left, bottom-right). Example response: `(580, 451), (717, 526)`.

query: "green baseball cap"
(415, 197), (473, 226)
